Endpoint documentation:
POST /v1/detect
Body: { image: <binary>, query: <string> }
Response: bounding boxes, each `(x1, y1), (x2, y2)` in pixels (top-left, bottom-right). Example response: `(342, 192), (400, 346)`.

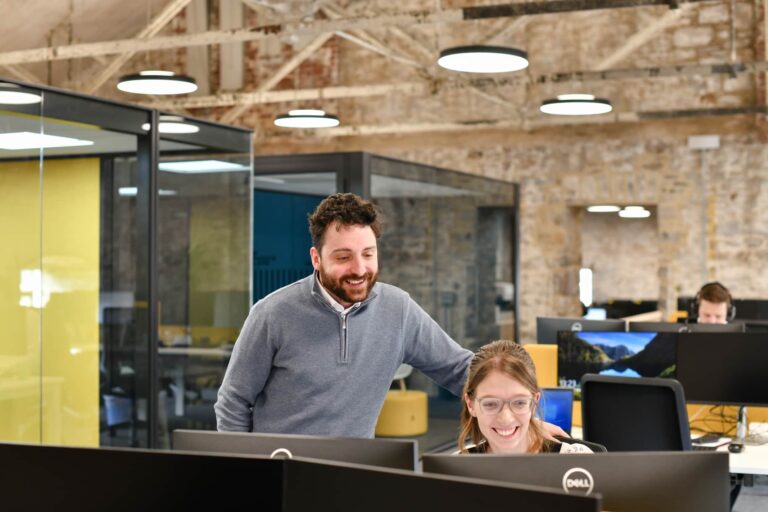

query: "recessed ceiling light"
(158, 160), (250, 173)
(0, 132), (94, 150)
(117, 70), (198, 95)
(119, 187), (177, 197)
(274, 109), (340, 129)
(142, 115), (200, 134)
(587, 205), (621, 213)
(0, 83), (41, 105)
(540, 94), (613, 116)
(437, 45), (529, 73)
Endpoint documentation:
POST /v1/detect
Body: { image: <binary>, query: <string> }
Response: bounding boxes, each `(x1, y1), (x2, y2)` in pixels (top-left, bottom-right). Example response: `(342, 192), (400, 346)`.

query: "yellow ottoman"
(375, 390), (428, 437)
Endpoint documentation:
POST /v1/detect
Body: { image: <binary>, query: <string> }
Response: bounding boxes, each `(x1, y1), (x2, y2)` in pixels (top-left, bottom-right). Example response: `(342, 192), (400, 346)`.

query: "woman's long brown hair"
(457, 340), (546, 454)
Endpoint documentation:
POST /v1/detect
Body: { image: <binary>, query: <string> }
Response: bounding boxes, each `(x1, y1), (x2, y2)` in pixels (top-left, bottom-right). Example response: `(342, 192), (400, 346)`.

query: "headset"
(691, 281), (736, 322)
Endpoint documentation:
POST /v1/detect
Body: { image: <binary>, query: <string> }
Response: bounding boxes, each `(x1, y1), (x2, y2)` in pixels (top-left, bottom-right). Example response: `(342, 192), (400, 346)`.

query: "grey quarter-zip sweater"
(214, 274), (473, 438)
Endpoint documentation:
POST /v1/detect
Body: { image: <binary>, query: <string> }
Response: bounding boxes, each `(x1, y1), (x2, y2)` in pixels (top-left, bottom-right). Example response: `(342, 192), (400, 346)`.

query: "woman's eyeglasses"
(475, 396), (535, 415)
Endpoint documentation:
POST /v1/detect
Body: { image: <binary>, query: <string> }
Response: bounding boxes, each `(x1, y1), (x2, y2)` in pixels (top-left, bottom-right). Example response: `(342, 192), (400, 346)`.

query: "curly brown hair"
(457, 340), (546, 454)
(308, 193), (382, 250)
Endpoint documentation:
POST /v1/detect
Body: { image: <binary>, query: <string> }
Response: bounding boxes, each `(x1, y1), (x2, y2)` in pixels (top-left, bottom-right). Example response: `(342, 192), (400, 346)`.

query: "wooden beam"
(187, 0), (211, 96)
(0, 10), (463, 66)
(595, 3), (694, 70)
(146, 81), (428, 109)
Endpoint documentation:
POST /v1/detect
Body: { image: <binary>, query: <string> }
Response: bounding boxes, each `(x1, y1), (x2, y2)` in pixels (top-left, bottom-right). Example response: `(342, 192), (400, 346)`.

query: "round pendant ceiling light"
(540, 94), (613, 116)
(141, 115), (200, 134)
(437, 45), (529, 73)
(0, 83), (41, 104)
(117, 70), (198, 95)
(618, 206), (651, 218)
(274, 109), (340, 129)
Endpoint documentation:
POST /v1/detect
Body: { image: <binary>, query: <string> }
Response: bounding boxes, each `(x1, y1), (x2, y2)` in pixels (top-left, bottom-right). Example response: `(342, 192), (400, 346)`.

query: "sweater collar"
(310, 272), (378, 311)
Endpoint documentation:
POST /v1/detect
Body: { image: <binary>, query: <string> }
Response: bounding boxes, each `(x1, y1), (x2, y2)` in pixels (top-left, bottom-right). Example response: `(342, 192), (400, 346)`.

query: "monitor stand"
(736, 406), (747, 443)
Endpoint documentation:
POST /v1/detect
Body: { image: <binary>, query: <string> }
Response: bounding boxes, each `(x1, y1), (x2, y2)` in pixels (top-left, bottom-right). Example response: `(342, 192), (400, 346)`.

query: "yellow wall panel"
(0, 161), (42, 444)
(41, 158), (100, 447)
(0, 158), (99, 447)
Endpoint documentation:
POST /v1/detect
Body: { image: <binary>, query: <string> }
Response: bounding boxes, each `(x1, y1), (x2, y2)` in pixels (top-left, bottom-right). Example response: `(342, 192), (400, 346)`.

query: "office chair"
(581, 374), (692, 451)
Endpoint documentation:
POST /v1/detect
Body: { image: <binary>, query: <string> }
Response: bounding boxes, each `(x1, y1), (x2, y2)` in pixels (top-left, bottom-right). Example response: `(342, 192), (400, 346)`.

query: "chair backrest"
(581, 374), (691, 451)
(523, 343), (558, 388)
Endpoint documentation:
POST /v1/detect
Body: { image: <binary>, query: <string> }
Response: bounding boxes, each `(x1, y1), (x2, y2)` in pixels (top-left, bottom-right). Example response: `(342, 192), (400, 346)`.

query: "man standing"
(217, 193), (564, 439)
(694, 282), (734, 324)
(215, 193), (474, 438)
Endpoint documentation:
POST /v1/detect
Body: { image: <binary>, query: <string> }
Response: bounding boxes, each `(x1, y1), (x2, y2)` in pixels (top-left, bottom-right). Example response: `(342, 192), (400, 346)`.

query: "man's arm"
(400, 297), (473, 396)
(400, 297), (569, 439)
(214, 304), (275, 431)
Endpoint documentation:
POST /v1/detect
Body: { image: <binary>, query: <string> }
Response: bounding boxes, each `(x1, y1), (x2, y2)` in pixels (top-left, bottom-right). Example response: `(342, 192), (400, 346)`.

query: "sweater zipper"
(340, 313), (349, 362)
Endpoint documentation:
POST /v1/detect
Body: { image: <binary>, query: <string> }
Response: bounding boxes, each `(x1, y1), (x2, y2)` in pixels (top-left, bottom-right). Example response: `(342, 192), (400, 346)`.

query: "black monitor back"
(287, 457), (600, 512)
(629, 321), (745, 333)
(676, 332), (768, 405)
(0, 442), (282, 511)
(536, 316), (626, 344)
(422, 451), (729, 512)
(173, 429), (418, 470)
(581, 374), (691, 451)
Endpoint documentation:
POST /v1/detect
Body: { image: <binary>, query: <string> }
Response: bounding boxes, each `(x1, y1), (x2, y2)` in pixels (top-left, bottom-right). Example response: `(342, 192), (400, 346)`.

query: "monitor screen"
(557, 331), (676, 389)
(422, 451), (730, 512)
(538, 388), (574, 435)
(536, 317), (626, 344)
(628, 321), (744, 333)
(172, 429), (418, 470)
(676, 333), (768, 406)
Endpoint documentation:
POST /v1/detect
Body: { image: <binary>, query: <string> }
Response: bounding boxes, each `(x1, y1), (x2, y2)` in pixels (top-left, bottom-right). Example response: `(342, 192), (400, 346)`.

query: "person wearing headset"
(694, 281), (735, 324)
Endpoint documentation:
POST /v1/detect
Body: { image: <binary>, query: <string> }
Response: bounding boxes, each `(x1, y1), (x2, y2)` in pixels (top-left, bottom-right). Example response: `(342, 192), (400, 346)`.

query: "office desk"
(571, 426), (768, 475)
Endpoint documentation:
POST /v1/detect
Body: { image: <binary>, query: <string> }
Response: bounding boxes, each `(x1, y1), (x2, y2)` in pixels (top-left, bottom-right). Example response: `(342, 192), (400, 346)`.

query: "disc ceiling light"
(437, 45), (529, 73)
(274, 109), (340, 129)
(0, 83), (41, 104)
(141, 115), (200, 134)
(540, 94), (612, 116)
(618, 206), (651, 219)
(117, 70), (198, 95)
(587, 205), (621, 213)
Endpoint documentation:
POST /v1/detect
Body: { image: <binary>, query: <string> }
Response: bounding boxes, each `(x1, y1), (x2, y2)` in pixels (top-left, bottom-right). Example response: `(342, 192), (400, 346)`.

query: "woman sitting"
(458, 339), (592, 454)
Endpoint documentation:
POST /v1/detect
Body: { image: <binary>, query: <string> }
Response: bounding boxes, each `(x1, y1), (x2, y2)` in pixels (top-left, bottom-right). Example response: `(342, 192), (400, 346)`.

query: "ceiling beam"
(463, 0), (709, 19)
(84, 0), (192, 94)
(146, 60), (768, 111)
(595, 2), (694, 70)
(0, 10), (462, 66)
(219, 31), (335, 124)
(147, 81), (428, 109)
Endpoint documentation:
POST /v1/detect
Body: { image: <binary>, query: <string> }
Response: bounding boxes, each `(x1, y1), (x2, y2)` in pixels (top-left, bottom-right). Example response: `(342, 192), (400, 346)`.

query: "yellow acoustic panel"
(0, 158), (99, 447)
(375, 390), (428, 437)
(524, 343), (558, 388)
(0, 160), (42, 444)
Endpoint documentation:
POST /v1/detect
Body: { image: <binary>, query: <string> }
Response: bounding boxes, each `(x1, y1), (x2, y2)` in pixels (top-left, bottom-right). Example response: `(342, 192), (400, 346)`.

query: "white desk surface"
(569, 426), (768, 475)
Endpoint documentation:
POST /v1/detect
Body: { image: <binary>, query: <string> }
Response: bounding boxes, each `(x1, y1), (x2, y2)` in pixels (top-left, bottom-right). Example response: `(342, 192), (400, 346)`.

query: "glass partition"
(155, 119), (252, 448)
(369, 155), (518, 418)
(0, 84), (154, 448)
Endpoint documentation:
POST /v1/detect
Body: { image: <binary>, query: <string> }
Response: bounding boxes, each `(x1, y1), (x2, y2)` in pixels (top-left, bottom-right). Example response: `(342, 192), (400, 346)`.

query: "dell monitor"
(422, 451), (730, 512)
(172, 429), (418, 470)
(676, 332), (768, 406)
(536, 316), (626, 344)
(557, 331), (676, 390)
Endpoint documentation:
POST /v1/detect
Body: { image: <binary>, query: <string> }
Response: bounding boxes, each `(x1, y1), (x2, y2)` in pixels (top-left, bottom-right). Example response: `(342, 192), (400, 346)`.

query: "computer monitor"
(536, 316), (626, 344)
(628, 321), (745, 333)
(422, 451), (729, 512)
(676, 333), (768, 405)
(172, 429), (418, 470)
(537, 388), (574, 435)
(557, 331), (676, 389)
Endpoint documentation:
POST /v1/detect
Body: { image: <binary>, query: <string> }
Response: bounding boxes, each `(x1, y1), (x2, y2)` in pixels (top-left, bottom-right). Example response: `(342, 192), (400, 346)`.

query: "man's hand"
(537, 418), (568, 440)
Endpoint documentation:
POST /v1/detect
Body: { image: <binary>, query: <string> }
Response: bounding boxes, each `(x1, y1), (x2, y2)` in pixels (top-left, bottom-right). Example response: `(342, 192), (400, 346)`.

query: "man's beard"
(318, 266), (378, 305)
